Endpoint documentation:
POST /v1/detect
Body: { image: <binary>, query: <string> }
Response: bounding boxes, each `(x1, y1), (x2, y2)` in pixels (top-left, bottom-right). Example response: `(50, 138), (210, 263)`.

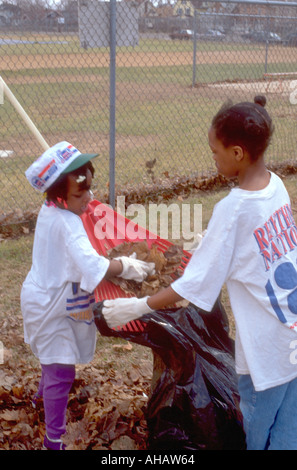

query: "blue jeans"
(238, 374), (297, 450)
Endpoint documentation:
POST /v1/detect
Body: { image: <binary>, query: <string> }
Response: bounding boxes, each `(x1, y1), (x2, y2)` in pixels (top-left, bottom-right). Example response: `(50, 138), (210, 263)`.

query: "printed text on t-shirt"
(253, 204), (297, 271)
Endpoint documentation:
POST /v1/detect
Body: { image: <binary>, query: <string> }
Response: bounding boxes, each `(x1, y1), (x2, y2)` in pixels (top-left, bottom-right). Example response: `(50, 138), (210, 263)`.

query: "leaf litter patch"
(0, 355), (153, 450)
(1, 164), (296, 240)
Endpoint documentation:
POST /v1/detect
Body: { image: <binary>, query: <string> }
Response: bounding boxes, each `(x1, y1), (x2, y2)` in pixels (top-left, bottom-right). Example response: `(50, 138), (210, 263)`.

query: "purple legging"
(37, 363), (75, 440)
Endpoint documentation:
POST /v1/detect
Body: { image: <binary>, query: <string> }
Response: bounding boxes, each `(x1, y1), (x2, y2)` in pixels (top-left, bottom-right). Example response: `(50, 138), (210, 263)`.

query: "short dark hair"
(211, 95), (274, 161)
(46, 161), (95, 203)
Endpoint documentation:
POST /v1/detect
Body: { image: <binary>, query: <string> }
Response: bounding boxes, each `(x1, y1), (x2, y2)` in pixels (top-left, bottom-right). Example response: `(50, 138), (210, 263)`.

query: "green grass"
(0, 34), (268, 57)
(3, 59), (296, 86)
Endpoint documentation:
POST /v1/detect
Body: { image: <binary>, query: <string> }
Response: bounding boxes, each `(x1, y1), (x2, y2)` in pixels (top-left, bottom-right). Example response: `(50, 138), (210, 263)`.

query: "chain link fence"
(0, 0), (297, 217)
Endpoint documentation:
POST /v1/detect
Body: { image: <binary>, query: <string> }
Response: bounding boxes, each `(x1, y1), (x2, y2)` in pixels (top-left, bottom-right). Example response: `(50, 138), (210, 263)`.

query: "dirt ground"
(2, 45), (297, 71)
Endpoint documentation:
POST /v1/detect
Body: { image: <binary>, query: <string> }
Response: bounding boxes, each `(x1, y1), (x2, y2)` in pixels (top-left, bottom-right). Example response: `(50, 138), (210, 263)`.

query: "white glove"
(102, 296), (154, 328)
(116, 253), (155, 282)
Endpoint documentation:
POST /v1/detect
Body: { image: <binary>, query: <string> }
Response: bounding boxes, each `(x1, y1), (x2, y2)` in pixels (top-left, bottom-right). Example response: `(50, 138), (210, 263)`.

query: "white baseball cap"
(25, 141), (98, 193)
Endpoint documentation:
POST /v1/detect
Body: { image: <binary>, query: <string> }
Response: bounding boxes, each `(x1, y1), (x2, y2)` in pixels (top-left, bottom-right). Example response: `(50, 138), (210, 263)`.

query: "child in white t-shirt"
(21, 141), (155, 450)
(102, 96), (297, 450)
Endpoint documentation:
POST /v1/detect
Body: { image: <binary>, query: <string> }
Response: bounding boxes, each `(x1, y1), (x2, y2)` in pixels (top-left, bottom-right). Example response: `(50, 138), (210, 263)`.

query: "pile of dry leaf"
(0, 307), (153, 450)
(0, 350), (153, 450)
(107, 240), (186, 298)
(0, 208), (39, 241)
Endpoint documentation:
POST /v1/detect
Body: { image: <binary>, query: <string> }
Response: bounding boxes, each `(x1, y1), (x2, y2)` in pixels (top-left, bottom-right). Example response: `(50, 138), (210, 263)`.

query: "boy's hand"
(102, 296), (153, 328)
(116, 253), (155, 282)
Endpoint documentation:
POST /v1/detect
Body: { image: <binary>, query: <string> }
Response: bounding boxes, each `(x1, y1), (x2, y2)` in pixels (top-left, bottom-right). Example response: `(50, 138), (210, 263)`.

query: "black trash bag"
(93, 299), (246, 451)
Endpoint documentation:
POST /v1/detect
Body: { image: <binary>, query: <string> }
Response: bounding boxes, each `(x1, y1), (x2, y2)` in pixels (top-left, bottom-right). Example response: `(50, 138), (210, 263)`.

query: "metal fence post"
(109, 0), (116, 209)
(264, 12), (269, 73)
(192, 9), (198, 87)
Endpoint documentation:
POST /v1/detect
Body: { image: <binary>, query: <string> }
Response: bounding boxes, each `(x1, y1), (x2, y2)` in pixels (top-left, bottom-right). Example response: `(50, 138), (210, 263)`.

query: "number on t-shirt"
(265, 261), (297, 323)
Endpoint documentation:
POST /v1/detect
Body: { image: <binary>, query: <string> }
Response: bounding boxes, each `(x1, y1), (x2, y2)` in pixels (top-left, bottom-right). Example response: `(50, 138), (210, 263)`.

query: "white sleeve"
(172, 199), (237, 311)
(66, 216), (110, 293)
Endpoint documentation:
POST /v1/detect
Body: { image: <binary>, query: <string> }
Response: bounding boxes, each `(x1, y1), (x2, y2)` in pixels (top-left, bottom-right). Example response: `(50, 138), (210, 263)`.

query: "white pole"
(0, 76), (49, 152)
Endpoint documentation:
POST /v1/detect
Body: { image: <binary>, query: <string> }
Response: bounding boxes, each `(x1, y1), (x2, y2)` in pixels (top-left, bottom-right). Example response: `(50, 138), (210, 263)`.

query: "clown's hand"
(116, 253), (155, 282)
(102, 296), (154, 328)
